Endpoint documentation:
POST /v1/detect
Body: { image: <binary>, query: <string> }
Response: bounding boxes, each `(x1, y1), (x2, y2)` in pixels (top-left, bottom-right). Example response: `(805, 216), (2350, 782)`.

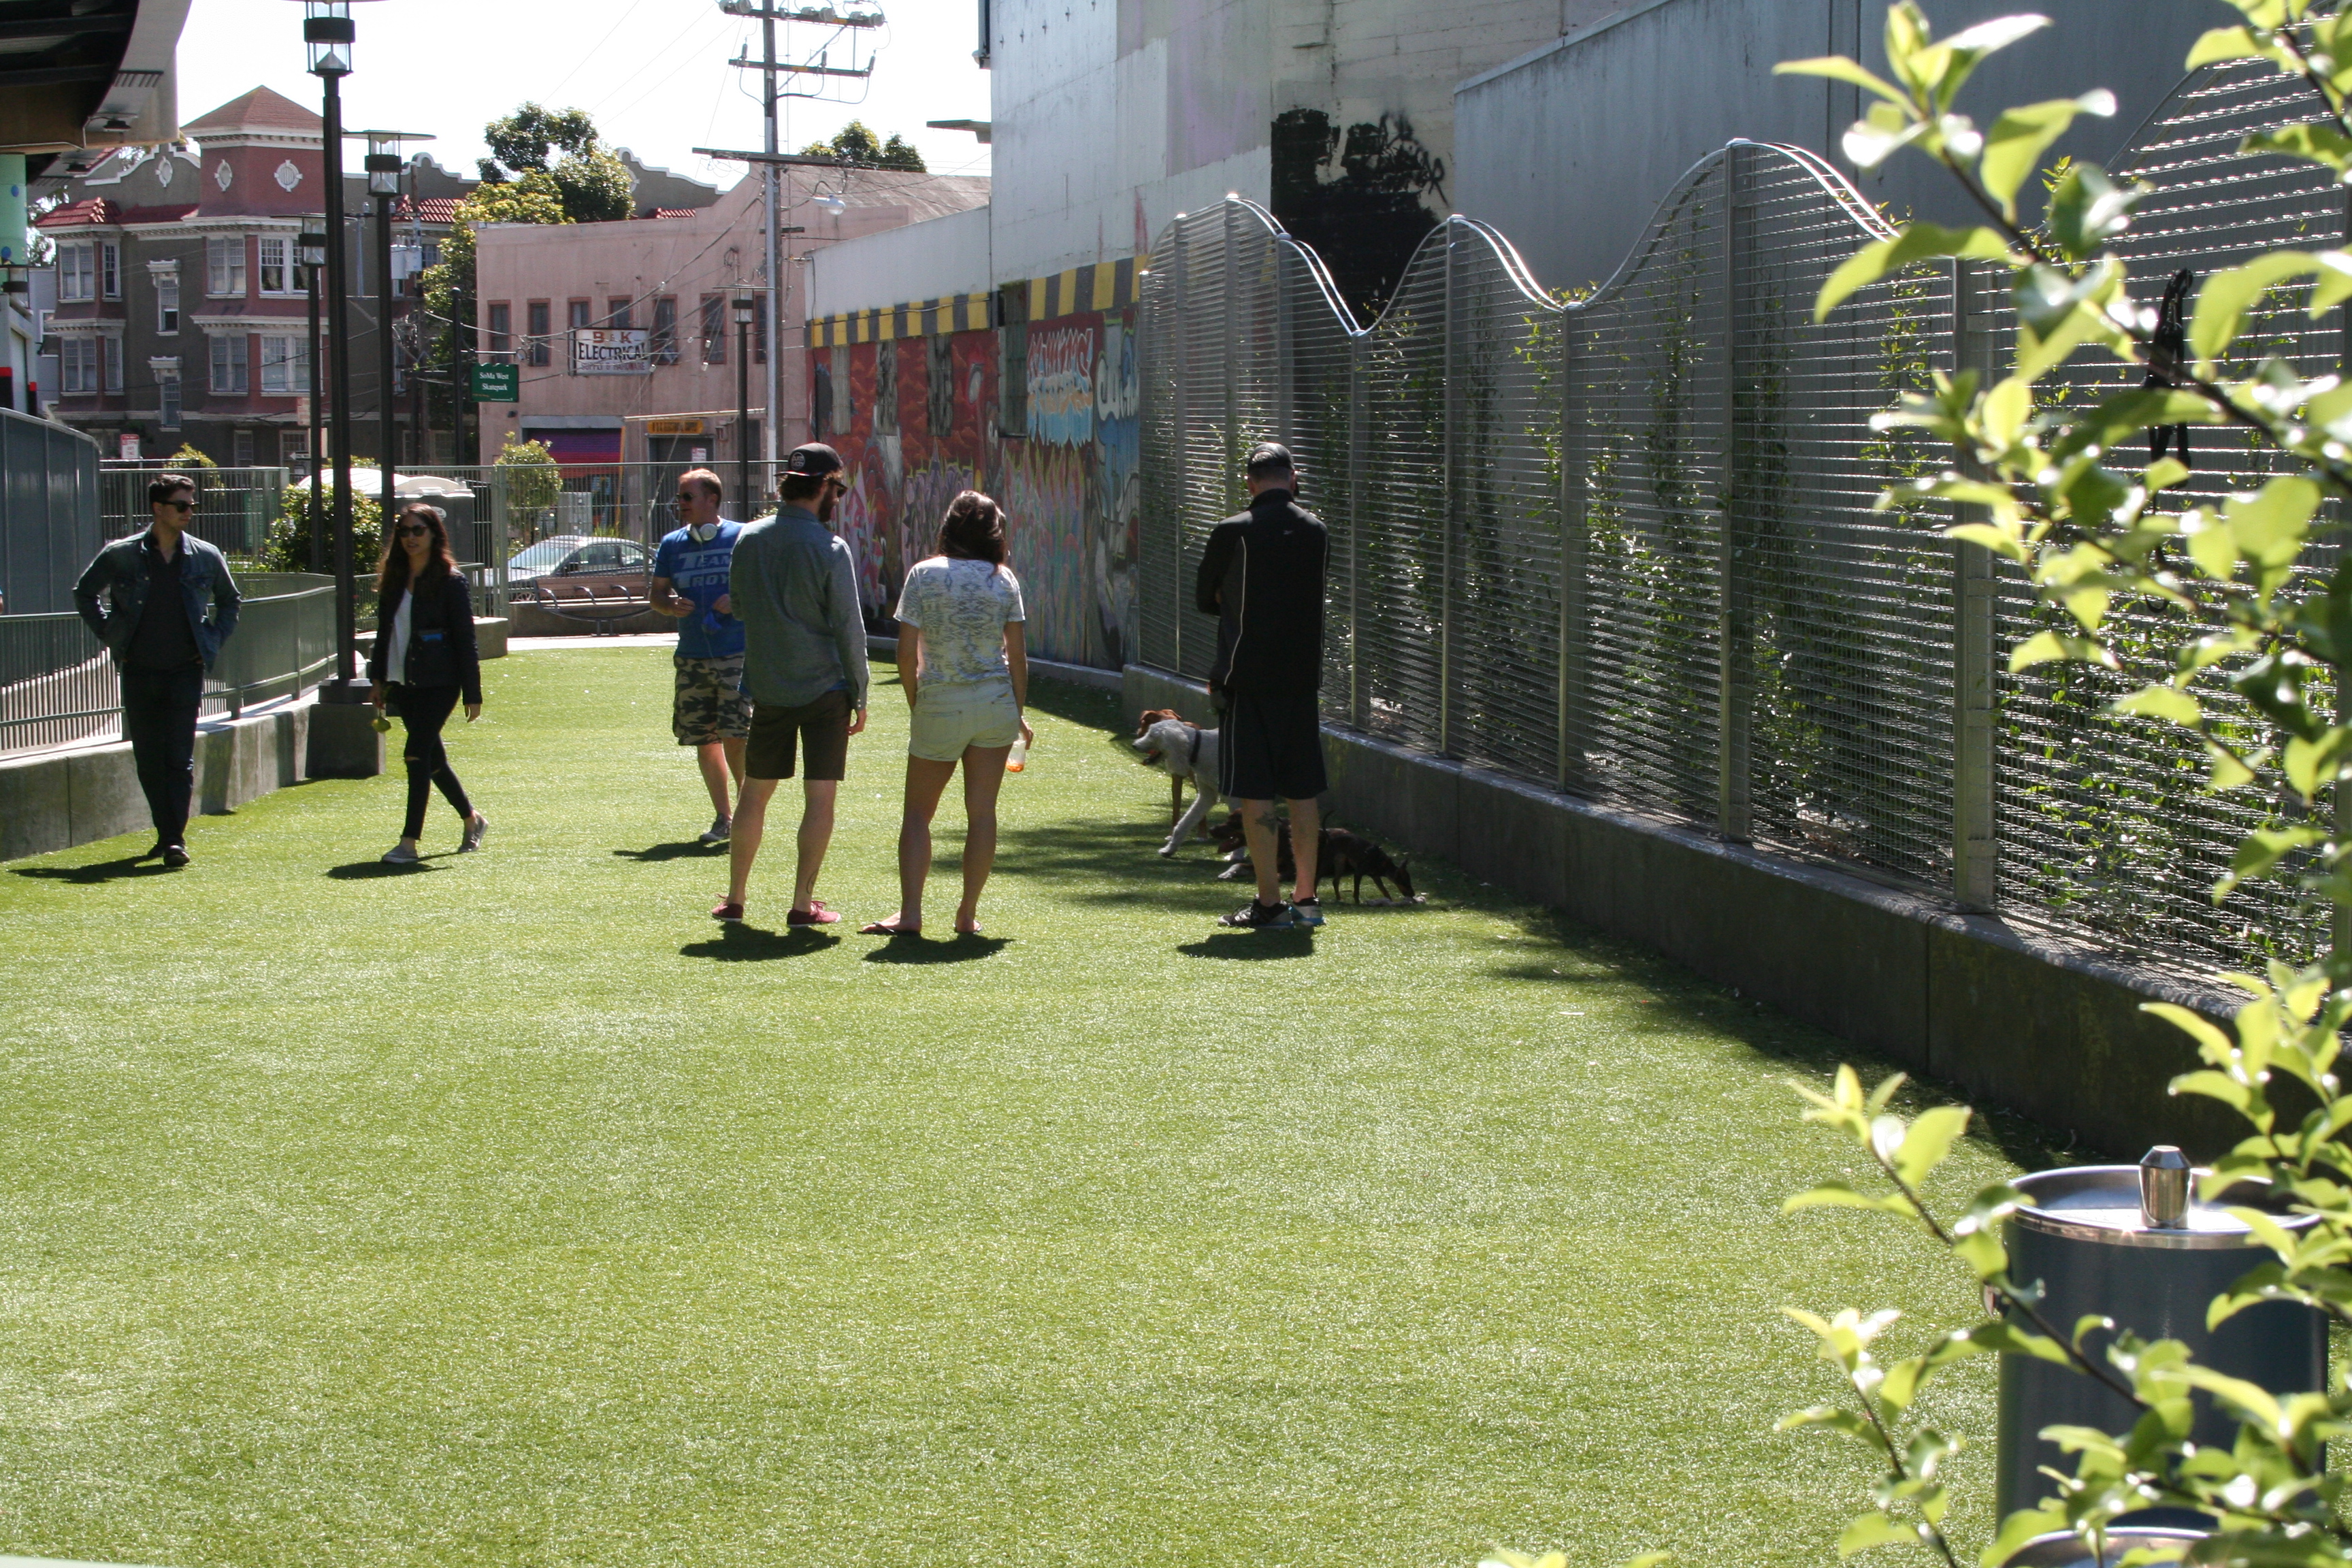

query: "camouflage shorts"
(672, 654), (751, 745)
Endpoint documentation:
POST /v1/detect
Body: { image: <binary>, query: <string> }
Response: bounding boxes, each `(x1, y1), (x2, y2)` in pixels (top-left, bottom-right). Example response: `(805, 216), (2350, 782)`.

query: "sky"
(172, 0), (994, 192)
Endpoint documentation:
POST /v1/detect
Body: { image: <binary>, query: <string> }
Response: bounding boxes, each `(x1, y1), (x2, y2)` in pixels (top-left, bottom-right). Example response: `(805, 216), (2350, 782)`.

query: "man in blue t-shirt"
(652, 468), (750, 845)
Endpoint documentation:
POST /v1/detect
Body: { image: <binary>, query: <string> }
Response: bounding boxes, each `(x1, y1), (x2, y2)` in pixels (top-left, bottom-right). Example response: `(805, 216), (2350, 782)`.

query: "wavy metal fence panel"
(1137, 87), (2352, 980)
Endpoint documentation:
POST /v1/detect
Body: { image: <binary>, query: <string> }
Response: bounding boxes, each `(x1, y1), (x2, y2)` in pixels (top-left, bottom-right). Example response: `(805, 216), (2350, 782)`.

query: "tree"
(477, 102), (633, 225)
(419, 171), (568, 354)
(799, 120), (926, 172)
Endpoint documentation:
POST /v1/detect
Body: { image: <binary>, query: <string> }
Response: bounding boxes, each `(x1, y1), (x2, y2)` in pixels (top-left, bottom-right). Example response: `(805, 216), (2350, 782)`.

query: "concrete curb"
(1120, 663), (2240, 1158)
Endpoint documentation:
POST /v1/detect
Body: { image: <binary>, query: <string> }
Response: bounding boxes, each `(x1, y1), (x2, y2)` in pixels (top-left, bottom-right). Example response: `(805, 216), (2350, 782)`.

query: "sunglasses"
(160, 500), (193, 512)
(396, 523), (431, 538)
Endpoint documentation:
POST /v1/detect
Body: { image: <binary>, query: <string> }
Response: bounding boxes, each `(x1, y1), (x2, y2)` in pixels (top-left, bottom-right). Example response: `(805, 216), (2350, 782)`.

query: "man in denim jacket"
(73, 472), (242, 866)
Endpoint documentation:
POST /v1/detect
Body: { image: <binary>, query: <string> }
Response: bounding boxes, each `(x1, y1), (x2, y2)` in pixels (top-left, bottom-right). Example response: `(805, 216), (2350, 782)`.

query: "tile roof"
(186, 86), (322, 137)
(396, 196), (463, 224)
(117, 203), (201, 226)
(648, 208), (699, 220)
(35, 197), (116, 228)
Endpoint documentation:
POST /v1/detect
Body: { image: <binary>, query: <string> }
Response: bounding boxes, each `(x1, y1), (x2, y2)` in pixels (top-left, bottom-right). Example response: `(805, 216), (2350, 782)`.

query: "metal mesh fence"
(1136, 86), (2352, 981)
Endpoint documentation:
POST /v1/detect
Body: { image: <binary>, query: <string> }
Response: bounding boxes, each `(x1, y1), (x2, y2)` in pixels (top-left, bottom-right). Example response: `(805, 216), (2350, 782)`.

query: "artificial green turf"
(0, 647), (2083, 1568)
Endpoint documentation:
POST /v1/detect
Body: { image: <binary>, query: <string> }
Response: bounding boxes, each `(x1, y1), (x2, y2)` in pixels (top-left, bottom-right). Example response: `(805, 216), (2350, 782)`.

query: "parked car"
(506, 535), (651, 597)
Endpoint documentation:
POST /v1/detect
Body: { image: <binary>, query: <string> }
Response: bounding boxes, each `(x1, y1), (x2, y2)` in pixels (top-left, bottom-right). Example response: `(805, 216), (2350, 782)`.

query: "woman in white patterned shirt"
(861, 491), (1034, 937)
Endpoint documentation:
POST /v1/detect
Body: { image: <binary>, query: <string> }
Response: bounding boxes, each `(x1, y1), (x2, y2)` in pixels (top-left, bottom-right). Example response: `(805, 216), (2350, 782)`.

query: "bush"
(259, 480), (381, 574)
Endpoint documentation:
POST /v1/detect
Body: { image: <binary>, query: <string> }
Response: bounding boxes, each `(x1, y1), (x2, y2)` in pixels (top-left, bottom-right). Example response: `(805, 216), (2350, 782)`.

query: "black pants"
(392, 683), (473, 840)
(120, 661), (203, 849)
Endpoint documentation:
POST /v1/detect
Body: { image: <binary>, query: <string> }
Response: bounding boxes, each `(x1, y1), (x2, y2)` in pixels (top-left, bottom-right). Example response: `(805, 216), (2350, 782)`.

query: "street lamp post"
(359, 131), (430, 553)
(299, 228), (327, 572)
(297, 0), (378, 701)
(732, 295), (755, 522)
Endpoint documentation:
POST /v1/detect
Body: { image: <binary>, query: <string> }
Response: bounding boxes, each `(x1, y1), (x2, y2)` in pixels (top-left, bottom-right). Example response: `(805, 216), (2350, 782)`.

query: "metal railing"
(1137, 54), (2349, 981)
(0, 574), (334, 757)
(100, 466), (291, 559)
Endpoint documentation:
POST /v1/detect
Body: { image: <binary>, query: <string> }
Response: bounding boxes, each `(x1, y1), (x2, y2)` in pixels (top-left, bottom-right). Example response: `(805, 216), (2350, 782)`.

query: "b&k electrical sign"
(572, 329), (653, 375)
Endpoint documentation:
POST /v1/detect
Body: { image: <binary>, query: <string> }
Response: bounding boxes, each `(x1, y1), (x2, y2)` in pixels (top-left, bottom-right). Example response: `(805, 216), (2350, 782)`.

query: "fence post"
(1222, 202), (1242, 514)
(1716, 145), (1753, 842)
(1348, 330), (1367, 731)
(1441, 221), (1460, 758)
(1559, 301), (1587, 793)
(1171, 223), (1189, 674)
(1951, 259), (1999, 910)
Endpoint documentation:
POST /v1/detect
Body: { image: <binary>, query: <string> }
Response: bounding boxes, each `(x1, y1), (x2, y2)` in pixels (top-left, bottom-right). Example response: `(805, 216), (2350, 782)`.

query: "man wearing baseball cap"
(714, 442), (870, 924)
(1196, 442), (1328, 930)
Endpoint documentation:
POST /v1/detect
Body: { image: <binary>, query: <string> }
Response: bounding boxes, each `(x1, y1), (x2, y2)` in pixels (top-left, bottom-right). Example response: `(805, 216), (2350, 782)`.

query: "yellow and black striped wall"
(804, 257), (1145, 350)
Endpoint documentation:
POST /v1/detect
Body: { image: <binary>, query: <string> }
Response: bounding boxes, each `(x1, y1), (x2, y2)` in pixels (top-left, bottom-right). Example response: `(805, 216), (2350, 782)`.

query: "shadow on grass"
(326, 856), (450, 879)
(1024, 679), (1124, 732)
(1178, 930), (1316, 959)
(612, 840), (720, 863)
(860, 932), (1011, 964)
(679, 924), (840, 962)
(12, 855), (174, 885)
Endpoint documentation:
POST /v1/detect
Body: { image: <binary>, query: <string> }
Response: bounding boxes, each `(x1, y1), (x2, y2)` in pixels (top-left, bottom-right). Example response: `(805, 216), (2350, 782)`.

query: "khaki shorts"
(672, 654), (751, 745)
(909, 681), (1022, 762)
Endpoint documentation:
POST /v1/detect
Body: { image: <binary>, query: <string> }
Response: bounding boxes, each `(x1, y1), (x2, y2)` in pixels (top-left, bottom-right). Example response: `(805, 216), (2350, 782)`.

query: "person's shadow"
(11, 855), (174, 885)
(1177, 930), (1316, 959)
(612, 841), (719, 864)
(680, 924), (838, 962)
(326, 857), (449, 879)
(860, 932), (1011, 964)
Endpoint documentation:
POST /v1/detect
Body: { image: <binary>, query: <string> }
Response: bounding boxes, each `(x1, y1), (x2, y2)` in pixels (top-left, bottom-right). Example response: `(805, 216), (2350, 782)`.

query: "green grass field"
(0, 647), (2080, 1567)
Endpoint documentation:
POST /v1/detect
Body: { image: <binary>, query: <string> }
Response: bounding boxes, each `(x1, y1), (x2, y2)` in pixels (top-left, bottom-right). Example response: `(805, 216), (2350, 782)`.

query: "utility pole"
(762, 3), (780, 488)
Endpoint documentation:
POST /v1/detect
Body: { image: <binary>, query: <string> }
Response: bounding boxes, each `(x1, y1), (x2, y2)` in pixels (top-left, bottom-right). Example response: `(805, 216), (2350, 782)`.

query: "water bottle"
(1007, 735), (1029, 773)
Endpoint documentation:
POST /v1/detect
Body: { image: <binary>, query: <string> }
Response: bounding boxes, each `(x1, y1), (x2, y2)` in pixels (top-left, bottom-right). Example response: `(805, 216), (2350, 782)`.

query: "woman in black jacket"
(368, 502), (488, 864)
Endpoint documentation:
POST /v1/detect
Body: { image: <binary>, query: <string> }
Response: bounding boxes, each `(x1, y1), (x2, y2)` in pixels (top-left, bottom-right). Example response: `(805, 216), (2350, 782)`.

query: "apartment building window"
(699, 294), (725, 363)
(526, 301), (551, 365)
(155, 273), (179, 333)
(59, 244), (95, 301)
(258, 236), (297, 295)
(232, 429), (255, 466)
(606, 297), (632, 330)
(210, 333), (249, 394)
(159, 374), (181, 429)
(206, 235), (246, 297)
(651, 295), (677, 364)
(100, 243), (119, 299)
(259, 334), (307, 393)
(487, 301), (512, 361)
(59, 338), (97, 393)
(568, 299), (590, 331)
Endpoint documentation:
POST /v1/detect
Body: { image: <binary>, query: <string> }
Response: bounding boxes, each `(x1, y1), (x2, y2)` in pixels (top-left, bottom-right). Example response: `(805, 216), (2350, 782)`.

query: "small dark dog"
(1207, 813), (1418, 904)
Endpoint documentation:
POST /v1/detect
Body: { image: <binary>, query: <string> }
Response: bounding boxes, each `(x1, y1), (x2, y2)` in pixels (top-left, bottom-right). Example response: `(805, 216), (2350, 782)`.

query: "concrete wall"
(1124, 664), (2244, 1159)
(811, 208), (994, 321)
(1454, 0), (2218, 296)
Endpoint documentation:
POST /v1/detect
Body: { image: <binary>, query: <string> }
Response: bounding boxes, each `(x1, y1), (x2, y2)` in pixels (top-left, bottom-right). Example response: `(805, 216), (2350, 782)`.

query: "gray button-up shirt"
(729, 505), (870, 710)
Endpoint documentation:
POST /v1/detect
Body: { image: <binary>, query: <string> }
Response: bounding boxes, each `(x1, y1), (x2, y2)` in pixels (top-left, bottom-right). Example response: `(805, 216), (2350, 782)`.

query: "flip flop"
(858, 918), (920, 936)
(954, 922), (983, 936)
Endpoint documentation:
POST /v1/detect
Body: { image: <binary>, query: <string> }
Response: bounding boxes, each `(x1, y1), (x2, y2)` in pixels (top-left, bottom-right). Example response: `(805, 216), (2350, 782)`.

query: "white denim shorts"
(909, 681), (1022, 761)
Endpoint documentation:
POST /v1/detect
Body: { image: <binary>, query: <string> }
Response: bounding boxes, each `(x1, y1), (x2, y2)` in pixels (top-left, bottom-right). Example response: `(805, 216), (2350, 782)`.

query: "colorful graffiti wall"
(813, 308), (1140, 669)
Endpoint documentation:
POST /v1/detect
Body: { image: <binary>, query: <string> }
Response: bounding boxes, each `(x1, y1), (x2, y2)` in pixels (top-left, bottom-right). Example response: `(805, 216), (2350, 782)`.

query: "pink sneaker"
(710, 900), (745, 922)
(787, 898), (841, 926)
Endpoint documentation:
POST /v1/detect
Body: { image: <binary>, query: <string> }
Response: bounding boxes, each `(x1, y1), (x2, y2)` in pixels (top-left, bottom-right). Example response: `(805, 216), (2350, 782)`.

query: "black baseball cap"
(783, 442), (845, 478)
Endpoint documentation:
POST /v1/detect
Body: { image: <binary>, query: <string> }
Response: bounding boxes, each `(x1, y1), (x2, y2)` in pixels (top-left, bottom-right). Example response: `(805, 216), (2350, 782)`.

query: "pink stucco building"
(471, 166), (987, 472)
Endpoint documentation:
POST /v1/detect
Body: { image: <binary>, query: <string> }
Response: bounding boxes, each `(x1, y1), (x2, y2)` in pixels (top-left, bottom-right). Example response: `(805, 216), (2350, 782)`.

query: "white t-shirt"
(894, 557), (1025, 687)
(385, 587), (413, 684)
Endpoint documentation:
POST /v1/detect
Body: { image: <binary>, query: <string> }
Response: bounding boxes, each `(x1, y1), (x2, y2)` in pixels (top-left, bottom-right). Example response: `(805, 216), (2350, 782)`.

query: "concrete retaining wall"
(1, 693), (336, 862)
(1122, 664), (2242, 1158)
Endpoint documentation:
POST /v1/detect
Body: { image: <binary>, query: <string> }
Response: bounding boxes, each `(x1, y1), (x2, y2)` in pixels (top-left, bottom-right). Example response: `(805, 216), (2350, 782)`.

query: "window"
(59, 244), (93, 301)
(156, 274), (178, 334)
(159, 374), (181, 429)
(232, 429), (255, 466)
(259, 334), (307, 393)
(103, 337), (122, 393)
(525, 301), (550, 365)
(487, 301), (512, 361)
(59, 338), (96, 393)
(100, 243), (119, 299)
(206, 235), (246, 297)
(280, 431), (308, 467)
(606, 297), (632, 330)
(258, 236), (295, 295)
(210, 333), (248, 394)
(699, 294), (725, 363)
(651, 296), (677, 364)
(568, 299), (591, 331)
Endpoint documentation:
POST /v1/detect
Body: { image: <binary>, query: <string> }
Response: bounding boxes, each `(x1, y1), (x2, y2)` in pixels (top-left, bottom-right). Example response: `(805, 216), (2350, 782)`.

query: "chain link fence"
(1137, 56), (2345, 979)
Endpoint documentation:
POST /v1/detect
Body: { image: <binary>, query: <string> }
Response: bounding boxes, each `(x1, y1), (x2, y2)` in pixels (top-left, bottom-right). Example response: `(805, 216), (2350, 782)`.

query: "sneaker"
(1218, 898), (1298, 930)
(710, 899), (745, 921)
(381, 843), (420, 865)
(161, 843), (190, 868)
(699, 815), (732, 847)
(1292, 897), (1324, 927)
(787, 898), (843, 926)
(461, 814), (489, 853)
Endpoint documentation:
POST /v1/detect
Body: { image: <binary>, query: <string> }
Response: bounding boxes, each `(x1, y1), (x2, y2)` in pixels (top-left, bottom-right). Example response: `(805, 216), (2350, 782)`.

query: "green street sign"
(471, 362), (519, 402)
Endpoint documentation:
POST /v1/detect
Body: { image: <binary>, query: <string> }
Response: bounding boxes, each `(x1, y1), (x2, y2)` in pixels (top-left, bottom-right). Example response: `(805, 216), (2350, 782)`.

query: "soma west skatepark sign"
(571, 328), (652, 375)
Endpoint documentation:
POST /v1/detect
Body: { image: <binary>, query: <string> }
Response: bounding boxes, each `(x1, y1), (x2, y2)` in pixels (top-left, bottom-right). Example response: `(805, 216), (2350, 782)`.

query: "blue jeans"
(120, 662), (202, 848)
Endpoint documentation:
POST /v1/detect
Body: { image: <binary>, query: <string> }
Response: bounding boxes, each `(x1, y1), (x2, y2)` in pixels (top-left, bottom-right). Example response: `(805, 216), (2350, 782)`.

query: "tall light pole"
(299, 227), (327, 571)
(732, 295), (755, 523)
(297, 0), (378, 700)
(360, 130), (433, 546)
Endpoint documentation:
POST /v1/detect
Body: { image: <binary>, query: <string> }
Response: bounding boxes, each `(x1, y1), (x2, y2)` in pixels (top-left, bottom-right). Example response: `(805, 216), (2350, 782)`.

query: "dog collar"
(1184, 725), (1202, 770)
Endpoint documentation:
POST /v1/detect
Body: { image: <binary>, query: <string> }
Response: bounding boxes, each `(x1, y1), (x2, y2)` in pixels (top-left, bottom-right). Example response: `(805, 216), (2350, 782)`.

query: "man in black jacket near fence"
(1196, 442), (1328, 930)
(72, 473), (242, 866)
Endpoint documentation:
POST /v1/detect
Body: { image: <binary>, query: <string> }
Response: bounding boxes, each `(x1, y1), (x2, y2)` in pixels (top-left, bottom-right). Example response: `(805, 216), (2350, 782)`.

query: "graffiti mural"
(1026, 325), (1096, 448)
(1094, 319), (1141, 666)
(998, 441), (1092, 664)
